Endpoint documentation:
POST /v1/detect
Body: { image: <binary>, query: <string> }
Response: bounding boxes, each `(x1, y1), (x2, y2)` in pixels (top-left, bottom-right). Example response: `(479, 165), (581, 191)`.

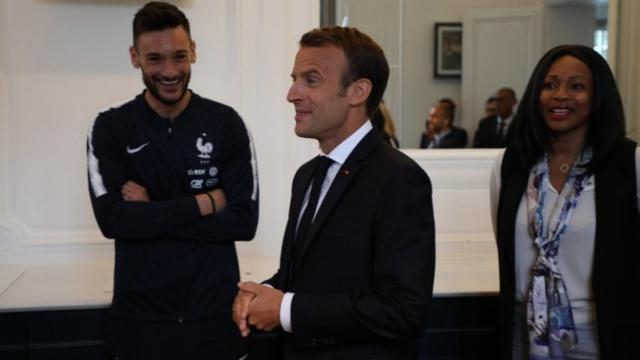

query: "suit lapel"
(439, 131), (452, 147)
(293, 129), (383, 268)
(290, 165), (315, 231)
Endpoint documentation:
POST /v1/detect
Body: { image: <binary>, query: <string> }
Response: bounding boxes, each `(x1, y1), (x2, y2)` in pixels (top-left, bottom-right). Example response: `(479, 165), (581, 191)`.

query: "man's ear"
(190, 40), (197, 64)
(130, 46), (140, 69)
(347, 78), (372, 107)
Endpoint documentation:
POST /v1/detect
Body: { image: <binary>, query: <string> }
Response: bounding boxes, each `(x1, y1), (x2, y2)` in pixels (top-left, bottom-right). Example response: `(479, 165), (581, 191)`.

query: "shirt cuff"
(280, 292), (294, 333)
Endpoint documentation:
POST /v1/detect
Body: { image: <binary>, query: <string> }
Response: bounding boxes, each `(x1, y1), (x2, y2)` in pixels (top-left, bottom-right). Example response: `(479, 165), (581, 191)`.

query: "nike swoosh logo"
(126, 143), (149, 154)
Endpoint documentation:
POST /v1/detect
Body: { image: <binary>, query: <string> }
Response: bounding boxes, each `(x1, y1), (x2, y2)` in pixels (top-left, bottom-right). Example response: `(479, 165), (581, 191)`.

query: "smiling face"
(539, 55), (593, 139)
(130, 26), (196, 113)
(286, 45), (361, 152)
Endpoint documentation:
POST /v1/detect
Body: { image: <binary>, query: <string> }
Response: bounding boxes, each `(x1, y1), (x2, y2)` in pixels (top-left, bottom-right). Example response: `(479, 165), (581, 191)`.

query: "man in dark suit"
(420, 99), (467, 148)
(233, 27), (435, 359)
(473, 87), (517, 148)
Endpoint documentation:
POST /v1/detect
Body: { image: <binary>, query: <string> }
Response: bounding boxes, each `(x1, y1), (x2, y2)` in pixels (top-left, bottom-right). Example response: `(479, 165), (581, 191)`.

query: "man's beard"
(142, 70), (191, 106)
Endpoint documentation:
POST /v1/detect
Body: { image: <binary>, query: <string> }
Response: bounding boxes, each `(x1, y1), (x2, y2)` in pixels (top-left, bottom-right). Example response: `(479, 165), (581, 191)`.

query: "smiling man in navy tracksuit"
(86, 2), (258, 359)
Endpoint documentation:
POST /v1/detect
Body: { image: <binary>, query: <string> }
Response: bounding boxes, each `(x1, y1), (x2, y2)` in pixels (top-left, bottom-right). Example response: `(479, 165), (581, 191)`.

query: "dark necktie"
(295, 156), (334, 246)
(497, 119), (505, 142)
(287, 156), (333, 288)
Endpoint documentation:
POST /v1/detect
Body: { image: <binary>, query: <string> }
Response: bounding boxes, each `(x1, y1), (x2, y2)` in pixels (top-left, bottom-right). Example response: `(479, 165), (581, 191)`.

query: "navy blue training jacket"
(87, 91), (258, 322)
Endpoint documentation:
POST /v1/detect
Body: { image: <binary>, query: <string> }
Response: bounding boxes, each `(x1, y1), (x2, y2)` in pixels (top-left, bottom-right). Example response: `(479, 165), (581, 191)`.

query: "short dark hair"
(299, 27), (389, 116)
(511, 44), (626, 172)
(438, 98), (456, 123)
(487, 96), (497, 104)
(133, 2), (191, 47)
(497, 87), (517, 101)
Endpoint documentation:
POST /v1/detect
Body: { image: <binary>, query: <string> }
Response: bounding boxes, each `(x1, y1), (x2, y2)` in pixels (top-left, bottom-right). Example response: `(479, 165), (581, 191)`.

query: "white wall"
(0, 0), (319, 263)
(1, 0), (637, 265)
(0, 0), (507, 266)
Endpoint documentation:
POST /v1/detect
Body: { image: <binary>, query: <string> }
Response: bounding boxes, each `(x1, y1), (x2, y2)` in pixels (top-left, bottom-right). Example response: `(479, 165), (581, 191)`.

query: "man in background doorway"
(473, 87), (517, 148)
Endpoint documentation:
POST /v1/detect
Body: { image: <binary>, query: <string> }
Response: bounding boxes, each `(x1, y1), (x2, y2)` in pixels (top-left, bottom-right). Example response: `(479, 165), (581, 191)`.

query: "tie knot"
(315, 156), (333, 176)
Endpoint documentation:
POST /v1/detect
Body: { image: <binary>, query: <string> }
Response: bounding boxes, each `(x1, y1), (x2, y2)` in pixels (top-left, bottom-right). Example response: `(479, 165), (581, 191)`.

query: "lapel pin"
(342, 169), (350, 176)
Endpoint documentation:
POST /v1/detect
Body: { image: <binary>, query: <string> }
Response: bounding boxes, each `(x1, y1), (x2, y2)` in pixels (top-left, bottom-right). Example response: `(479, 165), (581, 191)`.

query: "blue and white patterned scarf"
(526, 149), (592, 359)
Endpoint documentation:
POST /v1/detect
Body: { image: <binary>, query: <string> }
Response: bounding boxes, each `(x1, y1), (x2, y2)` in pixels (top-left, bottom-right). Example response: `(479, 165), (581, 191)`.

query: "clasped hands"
(233, 282), (284, 337)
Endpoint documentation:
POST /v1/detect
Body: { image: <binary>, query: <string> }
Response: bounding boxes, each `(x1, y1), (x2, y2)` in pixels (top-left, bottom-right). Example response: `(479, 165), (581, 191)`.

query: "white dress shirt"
(429, 128), (451, 148)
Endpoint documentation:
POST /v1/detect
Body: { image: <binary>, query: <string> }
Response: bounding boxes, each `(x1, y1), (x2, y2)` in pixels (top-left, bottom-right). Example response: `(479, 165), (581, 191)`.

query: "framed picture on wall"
(434, 22), (462, 78)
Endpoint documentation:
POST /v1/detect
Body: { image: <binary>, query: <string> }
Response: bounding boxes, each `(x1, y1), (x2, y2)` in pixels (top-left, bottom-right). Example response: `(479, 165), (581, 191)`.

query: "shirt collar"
(498, 114), (514, 125)
(321, 121), (373, 166)
(434, 128), (451, 142)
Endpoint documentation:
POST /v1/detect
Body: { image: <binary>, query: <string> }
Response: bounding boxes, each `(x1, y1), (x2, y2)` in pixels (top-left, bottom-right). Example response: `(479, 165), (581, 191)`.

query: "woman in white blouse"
(491, 45), (639, 360)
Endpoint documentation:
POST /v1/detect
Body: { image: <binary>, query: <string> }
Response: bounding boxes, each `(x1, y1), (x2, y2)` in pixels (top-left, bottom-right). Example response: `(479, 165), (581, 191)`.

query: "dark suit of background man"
(233, 27), (435, 359)
(473, 87), (518, 148)
(420, 98), (468, 148)
(87, 2), (258, 359)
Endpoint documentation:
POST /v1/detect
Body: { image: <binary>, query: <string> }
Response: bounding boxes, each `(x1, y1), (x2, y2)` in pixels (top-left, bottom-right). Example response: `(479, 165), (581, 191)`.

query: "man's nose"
(287, 82), (301, 103)
(161, 60), (180, 78)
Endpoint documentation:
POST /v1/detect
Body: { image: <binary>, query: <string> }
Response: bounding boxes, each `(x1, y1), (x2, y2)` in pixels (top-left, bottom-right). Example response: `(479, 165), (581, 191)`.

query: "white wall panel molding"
(403, 149), (501, 241)
(437, 232), (495, 244)
(0, 222), (23, 250)
(0, 0), (16, 252)
(462, 6), (543, 132)
(404, 149), (499, 188)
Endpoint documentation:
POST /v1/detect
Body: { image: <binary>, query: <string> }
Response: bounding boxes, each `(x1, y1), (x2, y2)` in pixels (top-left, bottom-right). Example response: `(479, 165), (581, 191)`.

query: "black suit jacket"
(265, 129), (436, 359)
(420, 126), (468, 149)
(473, 115), (511, 148)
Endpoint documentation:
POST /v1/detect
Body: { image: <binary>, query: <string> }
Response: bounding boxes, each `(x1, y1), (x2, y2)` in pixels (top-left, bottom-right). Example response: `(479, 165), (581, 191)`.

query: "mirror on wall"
(320, 0), (610, 149)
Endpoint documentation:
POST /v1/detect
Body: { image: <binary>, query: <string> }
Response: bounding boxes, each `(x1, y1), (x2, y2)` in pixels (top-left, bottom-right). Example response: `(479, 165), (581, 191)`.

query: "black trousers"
(105, 313), (246, 360)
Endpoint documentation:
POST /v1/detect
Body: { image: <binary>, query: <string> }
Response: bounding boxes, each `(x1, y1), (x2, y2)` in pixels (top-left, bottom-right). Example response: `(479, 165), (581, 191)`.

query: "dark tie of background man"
(497, 118), (505, 141)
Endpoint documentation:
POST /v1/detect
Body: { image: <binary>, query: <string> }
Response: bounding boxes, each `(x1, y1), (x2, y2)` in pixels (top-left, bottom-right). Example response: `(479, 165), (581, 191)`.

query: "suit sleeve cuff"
(280, 292), (294, 333)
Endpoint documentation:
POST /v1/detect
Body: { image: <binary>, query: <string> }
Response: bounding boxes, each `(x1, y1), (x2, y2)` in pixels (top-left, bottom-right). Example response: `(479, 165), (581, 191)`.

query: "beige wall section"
(0, 0), (319, 262)
(543, 4), (595, 49)
(613, 0), (640, 141)
(335, 0), (598, 148)
(0, 0), (8, 249)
